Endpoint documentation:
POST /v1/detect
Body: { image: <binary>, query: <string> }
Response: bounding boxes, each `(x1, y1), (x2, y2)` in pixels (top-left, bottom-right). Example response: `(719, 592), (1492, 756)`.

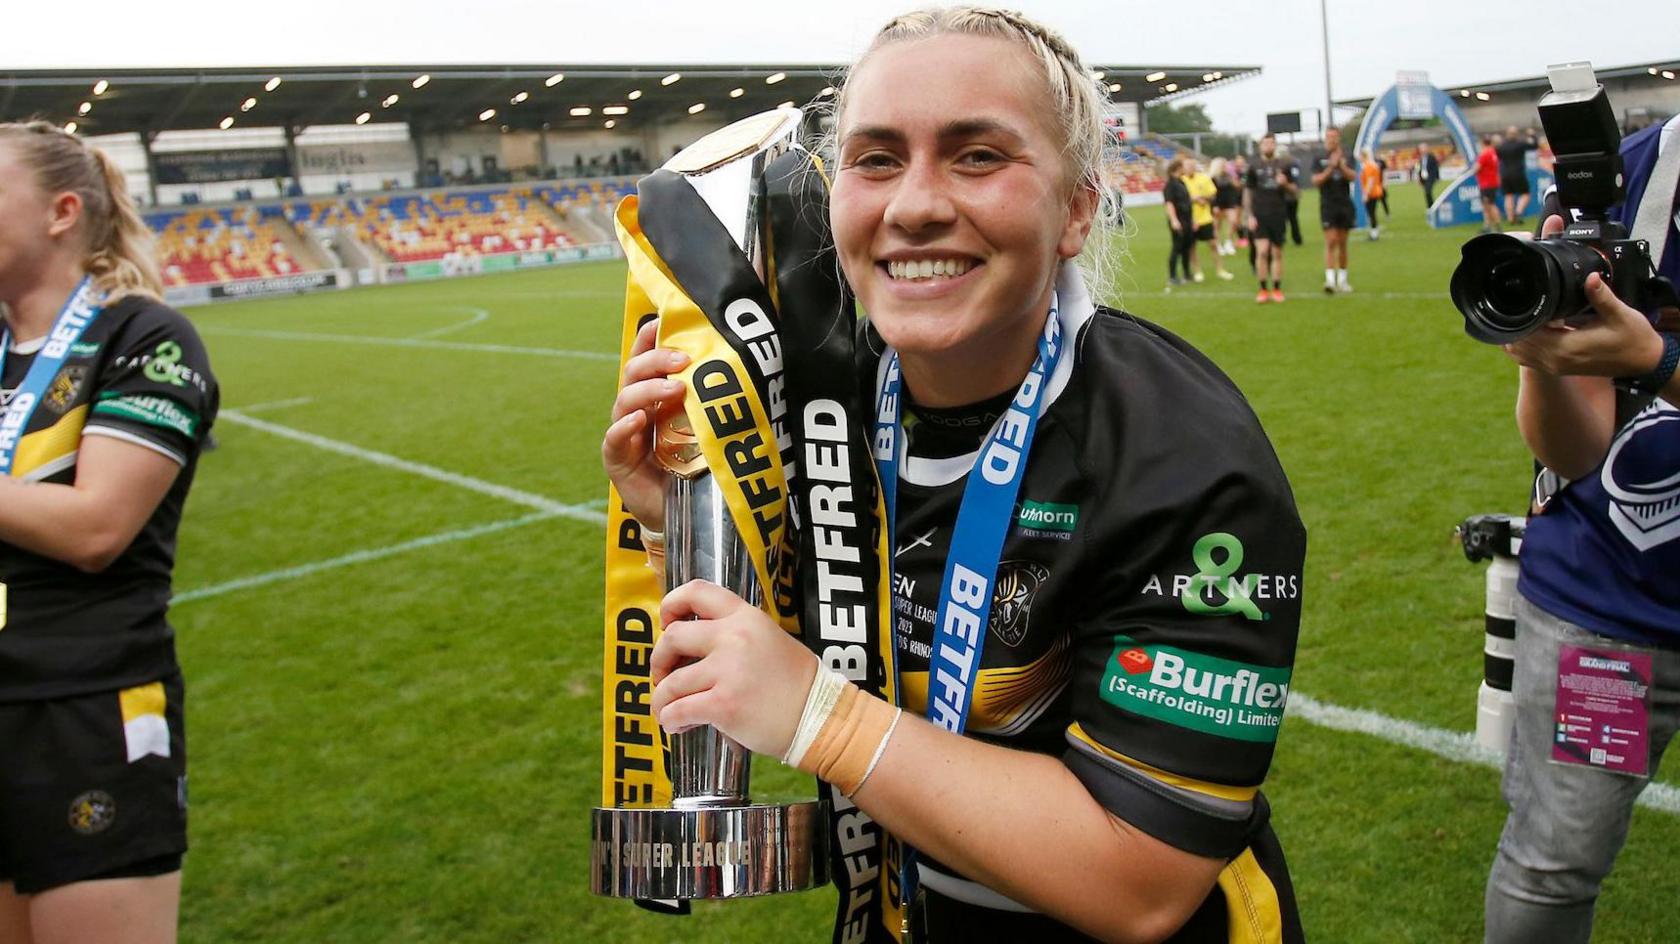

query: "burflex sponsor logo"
(1100, 636), (1290, 743)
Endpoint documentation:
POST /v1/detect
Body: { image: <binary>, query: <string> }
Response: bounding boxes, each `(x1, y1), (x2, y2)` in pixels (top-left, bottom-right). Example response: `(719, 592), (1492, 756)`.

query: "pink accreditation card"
(1551, 644), (1654, 777)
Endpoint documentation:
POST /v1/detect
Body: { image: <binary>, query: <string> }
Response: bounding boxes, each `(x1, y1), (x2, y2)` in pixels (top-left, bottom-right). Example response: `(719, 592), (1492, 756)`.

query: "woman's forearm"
(852, 712), (1222, 944)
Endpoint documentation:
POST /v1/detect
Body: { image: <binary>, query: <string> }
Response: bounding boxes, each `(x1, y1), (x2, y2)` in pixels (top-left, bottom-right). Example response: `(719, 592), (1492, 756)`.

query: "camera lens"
(1449, 234), (1608, 344)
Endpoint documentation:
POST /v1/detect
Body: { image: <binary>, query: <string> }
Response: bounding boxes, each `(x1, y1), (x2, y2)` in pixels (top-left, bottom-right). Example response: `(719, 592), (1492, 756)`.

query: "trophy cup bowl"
(590, 109), (830, 900)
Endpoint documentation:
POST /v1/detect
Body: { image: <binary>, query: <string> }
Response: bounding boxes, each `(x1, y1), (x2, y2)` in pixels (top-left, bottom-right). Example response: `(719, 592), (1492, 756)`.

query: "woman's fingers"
(660, 580), (756, 628)
(609, 375), (684, 424)
(621, 344), (690, 389)
(649, 657), (716, 722)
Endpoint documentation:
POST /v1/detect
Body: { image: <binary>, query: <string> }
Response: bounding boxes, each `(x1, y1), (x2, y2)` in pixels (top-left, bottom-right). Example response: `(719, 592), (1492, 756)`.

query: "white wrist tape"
(853, 707), (902, 795)
(782, 668), (848, 767)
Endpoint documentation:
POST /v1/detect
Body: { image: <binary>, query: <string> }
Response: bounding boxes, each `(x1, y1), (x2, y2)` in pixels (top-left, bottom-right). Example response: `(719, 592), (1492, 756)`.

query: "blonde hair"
(0, 121), (163, 304)
(830, 7), (1122, 302)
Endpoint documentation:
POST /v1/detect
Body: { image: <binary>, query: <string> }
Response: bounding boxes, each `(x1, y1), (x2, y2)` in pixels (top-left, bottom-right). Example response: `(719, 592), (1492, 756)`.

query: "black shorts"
(1502, 176), (1530, 197)
(1320, 202), (1356, 230)
(1194, 223), (1216, 242)
(1480, 186), (1502, 203)
(0, 675), (188, 894)
(1250, 214), (1288, 245)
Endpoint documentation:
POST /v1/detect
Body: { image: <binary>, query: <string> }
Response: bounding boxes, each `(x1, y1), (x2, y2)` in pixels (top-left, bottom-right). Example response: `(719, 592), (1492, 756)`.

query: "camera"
(1449, 63), (1675, 344)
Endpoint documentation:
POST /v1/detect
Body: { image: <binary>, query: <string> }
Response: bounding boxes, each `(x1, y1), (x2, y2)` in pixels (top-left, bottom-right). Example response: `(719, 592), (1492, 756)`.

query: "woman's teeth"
(886, 258), (974, 281)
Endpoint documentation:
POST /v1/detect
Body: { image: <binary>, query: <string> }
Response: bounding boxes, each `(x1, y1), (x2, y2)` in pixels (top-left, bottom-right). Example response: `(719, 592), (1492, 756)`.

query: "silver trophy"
(590, 109), (829, 900)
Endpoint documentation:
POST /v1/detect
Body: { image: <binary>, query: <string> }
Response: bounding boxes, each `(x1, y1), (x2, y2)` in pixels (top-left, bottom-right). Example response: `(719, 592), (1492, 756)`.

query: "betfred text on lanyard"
(873, 298), (1062, 731)
(0, 277), (100, 476)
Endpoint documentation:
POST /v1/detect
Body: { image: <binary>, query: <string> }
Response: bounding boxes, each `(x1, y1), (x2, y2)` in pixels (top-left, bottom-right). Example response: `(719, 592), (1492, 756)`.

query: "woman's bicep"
(73, 433), (182, 551)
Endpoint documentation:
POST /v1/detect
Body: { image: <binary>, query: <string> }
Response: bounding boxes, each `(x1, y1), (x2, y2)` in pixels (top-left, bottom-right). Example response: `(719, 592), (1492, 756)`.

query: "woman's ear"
(1058, 181), (1099, 260)
(47, 191), (83, 241)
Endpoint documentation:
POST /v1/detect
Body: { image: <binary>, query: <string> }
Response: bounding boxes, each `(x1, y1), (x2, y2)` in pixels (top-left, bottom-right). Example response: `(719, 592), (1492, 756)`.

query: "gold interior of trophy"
(655, 408), (706, 478)
(664, 108), (802, 175)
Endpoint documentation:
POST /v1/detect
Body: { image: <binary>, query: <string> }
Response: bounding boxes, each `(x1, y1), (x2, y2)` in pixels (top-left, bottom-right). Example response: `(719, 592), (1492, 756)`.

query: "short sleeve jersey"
(1476, 147), (1501, 189)
(1496, 137), (1535, 180)
(1244, 157), (1293, 219)
(1311, 148), (1355, 206)
(1185, 172), (1218, 228)
(867, 302), (1307, 940)
(0, 295), (219, 702)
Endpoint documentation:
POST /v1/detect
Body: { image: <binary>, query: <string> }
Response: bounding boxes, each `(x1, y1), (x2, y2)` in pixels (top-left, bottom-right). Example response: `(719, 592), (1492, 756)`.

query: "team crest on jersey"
(990, 561), (1048, 647)
(1601, 403), (1680, 551)
(67, 790), (116, 835)
(44, 366), (87, 415)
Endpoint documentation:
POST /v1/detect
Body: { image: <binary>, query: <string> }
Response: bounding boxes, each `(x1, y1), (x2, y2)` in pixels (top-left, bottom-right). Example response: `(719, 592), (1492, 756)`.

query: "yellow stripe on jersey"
(119, 680), (166, 722)
(898, 635), (1070, 732)
(1065, 722), (1259, 802)
(11, 404), (88, 479)
(1217, 847), (1285, 944)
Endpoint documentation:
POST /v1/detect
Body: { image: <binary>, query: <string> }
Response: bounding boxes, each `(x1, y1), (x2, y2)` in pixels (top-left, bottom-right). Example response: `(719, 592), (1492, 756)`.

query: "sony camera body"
(1450, 63), (1675, 344)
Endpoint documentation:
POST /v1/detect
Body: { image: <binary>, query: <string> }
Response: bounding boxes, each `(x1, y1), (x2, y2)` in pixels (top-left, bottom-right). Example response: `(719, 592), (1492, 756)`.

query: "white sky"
(8, 0), (1679, 135)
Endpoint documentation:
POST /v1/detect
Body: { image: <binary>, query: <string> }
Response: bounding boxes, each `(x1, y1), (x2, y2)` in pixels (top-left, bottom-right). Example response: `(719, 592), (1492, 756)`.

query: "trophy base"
(590, 799), (829, 899)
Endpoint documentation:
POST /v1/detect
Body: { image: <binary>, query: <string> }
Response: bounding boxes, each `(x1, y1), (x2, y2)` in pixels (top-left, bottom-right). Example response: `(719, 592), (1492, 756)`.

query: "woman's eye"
(854, 152), (898, 170)
(960, 149), (1004, 168)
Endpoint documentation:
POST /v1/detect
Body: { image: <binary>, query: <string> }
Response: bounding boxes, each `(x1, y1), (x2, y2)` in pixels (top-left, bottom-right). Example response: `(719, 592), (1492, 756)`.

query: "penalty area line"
(219, 410), (608, 523)
(172, 511), (567, 605)
(201, 326), (616, 361)
(1288, 693), (1680, 816)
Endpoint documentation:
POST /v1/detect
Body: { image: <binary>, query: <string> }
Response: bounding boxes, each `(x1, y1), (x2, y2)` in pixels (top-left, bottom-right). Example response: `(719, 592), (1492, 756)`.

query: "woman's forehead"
(840, 34), (1050, 135)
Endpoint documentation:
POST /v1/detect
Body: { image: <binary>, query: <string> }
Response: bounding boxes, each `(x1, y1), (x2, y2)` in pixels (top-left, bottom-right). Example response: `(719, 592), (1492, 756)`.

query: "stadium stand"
(147, 206), (313, 287)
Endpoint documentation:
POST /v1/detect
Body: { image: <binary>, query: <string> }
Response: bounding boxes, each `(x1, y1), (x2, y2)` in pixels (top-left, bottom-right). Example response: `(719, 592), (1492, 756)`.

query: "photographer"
(1484, 111), (1680, 944)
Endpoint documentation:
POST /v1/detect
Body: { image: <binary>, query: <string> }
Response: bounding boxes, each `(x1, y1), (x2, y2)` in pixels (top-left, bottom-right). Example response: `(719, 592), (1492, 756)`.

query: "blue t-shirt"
(1519, 116), (1680, 647)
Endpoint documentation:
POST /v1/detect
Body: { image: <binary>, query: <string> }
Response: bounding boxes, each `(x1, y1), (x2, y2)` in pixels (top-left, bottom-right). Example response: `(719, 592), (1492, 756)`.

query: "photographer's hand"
(1502, 273), (1666, 378)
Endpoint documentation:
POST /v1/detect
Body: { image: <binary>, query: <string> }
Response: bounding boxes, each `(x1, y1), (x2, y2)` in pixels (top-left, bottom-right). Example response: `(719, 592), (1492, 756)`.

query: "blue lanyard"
(871, 297), (1061, 914)
(0, 277), (101, 476)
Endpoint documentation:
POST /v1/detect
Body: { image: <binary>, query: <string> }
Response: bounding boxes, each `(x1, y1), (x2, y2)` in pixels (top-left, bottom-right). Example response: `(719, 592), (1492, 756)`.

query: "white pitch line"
(201, 326), (616, 361)
(172, 511), (563, 604)
(412, 306), (491, 340)
(1288, 692), (1680, 816)
(231, 396), (315, 414)
(220, 409), (609, 523)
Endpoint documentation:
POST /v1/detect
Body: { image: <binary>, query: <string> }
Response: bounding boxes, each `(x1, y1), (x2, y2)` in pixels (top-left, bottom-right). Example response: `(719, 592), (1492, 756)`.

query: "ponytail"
(0, 121), (163, 305)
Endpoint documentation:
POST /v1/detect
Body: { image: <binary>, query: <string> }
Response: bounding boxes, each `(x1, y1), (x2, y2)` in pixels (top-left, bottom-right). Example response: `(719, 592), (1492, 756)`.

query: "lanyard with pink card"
(1551, 642), (1655, 776)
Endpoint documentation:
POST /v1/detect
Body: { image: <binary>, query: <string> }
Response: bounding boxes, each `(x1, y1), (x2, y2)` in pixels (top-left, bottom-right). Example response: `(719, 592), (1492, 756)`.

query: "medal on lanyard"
(0, 276), (102, 631)
(870, 296), (1062, 913)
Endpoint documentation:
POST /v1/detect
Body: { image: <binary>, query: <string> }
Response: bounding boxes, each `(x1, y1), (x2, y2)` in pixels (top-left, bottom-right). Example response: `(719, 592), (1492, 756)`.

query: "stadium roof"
(1, 63), (1260, 136)
(1335, 59), (1680, 109)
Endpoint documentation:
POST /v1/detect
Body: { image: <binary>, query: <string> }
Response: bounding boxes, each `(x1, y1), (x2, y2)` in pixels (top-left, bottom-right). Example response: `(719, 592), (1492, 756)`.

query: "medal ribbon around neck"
(870, 296), (1062, 909)
(0, 276), (101, 477)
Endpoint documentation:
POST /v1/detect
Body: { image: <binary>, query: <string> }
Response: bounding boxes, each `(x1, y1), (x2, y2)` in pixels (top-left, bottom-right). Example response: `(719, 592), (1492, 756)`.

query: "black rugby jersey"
(0, 295), (218, 702)
(865, 295), (1307, 942)
(1244, 157), (1296, 220)
(1311, 148), (1355, 207)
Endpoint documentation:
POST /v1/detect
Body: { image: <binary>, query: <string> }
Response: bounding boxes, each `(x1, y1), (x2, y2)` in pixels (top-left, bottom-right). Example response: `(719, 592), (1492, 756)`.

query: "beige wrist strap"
(788, 678), (901, 796)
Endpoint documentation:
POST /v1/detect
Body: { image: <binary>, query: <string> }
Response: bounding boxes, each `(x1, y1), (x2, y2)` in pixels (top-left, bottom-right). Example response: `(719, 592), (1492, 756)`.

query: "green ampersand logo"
(143, 341), (186, 386)
(1179, 532), (1265, 621)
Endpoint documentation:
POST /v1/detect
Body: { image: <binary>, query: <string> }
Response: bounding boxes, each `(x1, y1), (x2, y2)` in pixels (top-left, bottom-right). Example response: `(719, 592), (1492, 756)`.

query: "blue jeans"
(1485, 595), (1680, 943)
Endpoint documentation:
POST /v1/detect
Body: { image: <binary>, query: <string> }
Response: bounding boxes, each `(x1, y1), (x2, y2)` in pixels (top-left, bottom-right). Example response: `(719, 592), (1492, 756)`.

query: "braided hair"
(831, 7), (1122, 301)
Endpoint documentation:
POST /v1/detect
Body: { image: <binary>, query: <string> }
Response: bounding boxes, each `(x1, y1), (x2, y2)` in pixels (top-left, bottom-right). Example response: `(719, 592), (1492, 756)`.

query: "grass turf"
(168, 184), (1678, 942)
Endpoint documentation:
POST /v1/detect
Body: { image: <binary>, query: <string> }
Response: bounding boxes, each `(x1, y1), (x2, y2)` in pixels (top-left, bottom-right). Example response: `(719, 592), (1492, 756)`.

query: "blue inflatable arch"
(1349, 82), (1552, 228)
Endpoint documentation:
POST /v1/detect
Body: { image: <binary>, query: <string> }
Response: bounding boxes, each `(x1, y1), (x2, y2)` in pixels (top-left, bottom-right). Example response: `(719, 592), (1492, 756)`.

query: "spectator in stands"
(1360, 149), (1385, 241)
(1477, 134), (1505, 233)
(1244, 133), (1297, 302)
(1162, 157), (1194, 288)
(1416, 142), (1441, 210)
(0, 121), (218, 944)
(1485, 110), (1680, 944)
(1498, 125), (1541, 227)
(1184, 158), (1232, 281)
(1209, 157), (1243, 257)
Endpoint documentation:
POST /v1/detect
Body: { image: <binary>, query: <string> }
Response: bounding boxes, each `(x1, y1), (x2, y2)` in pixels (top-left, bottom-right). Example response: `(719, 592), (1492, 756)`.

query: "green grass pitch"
(169, 185), (1679, 942)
